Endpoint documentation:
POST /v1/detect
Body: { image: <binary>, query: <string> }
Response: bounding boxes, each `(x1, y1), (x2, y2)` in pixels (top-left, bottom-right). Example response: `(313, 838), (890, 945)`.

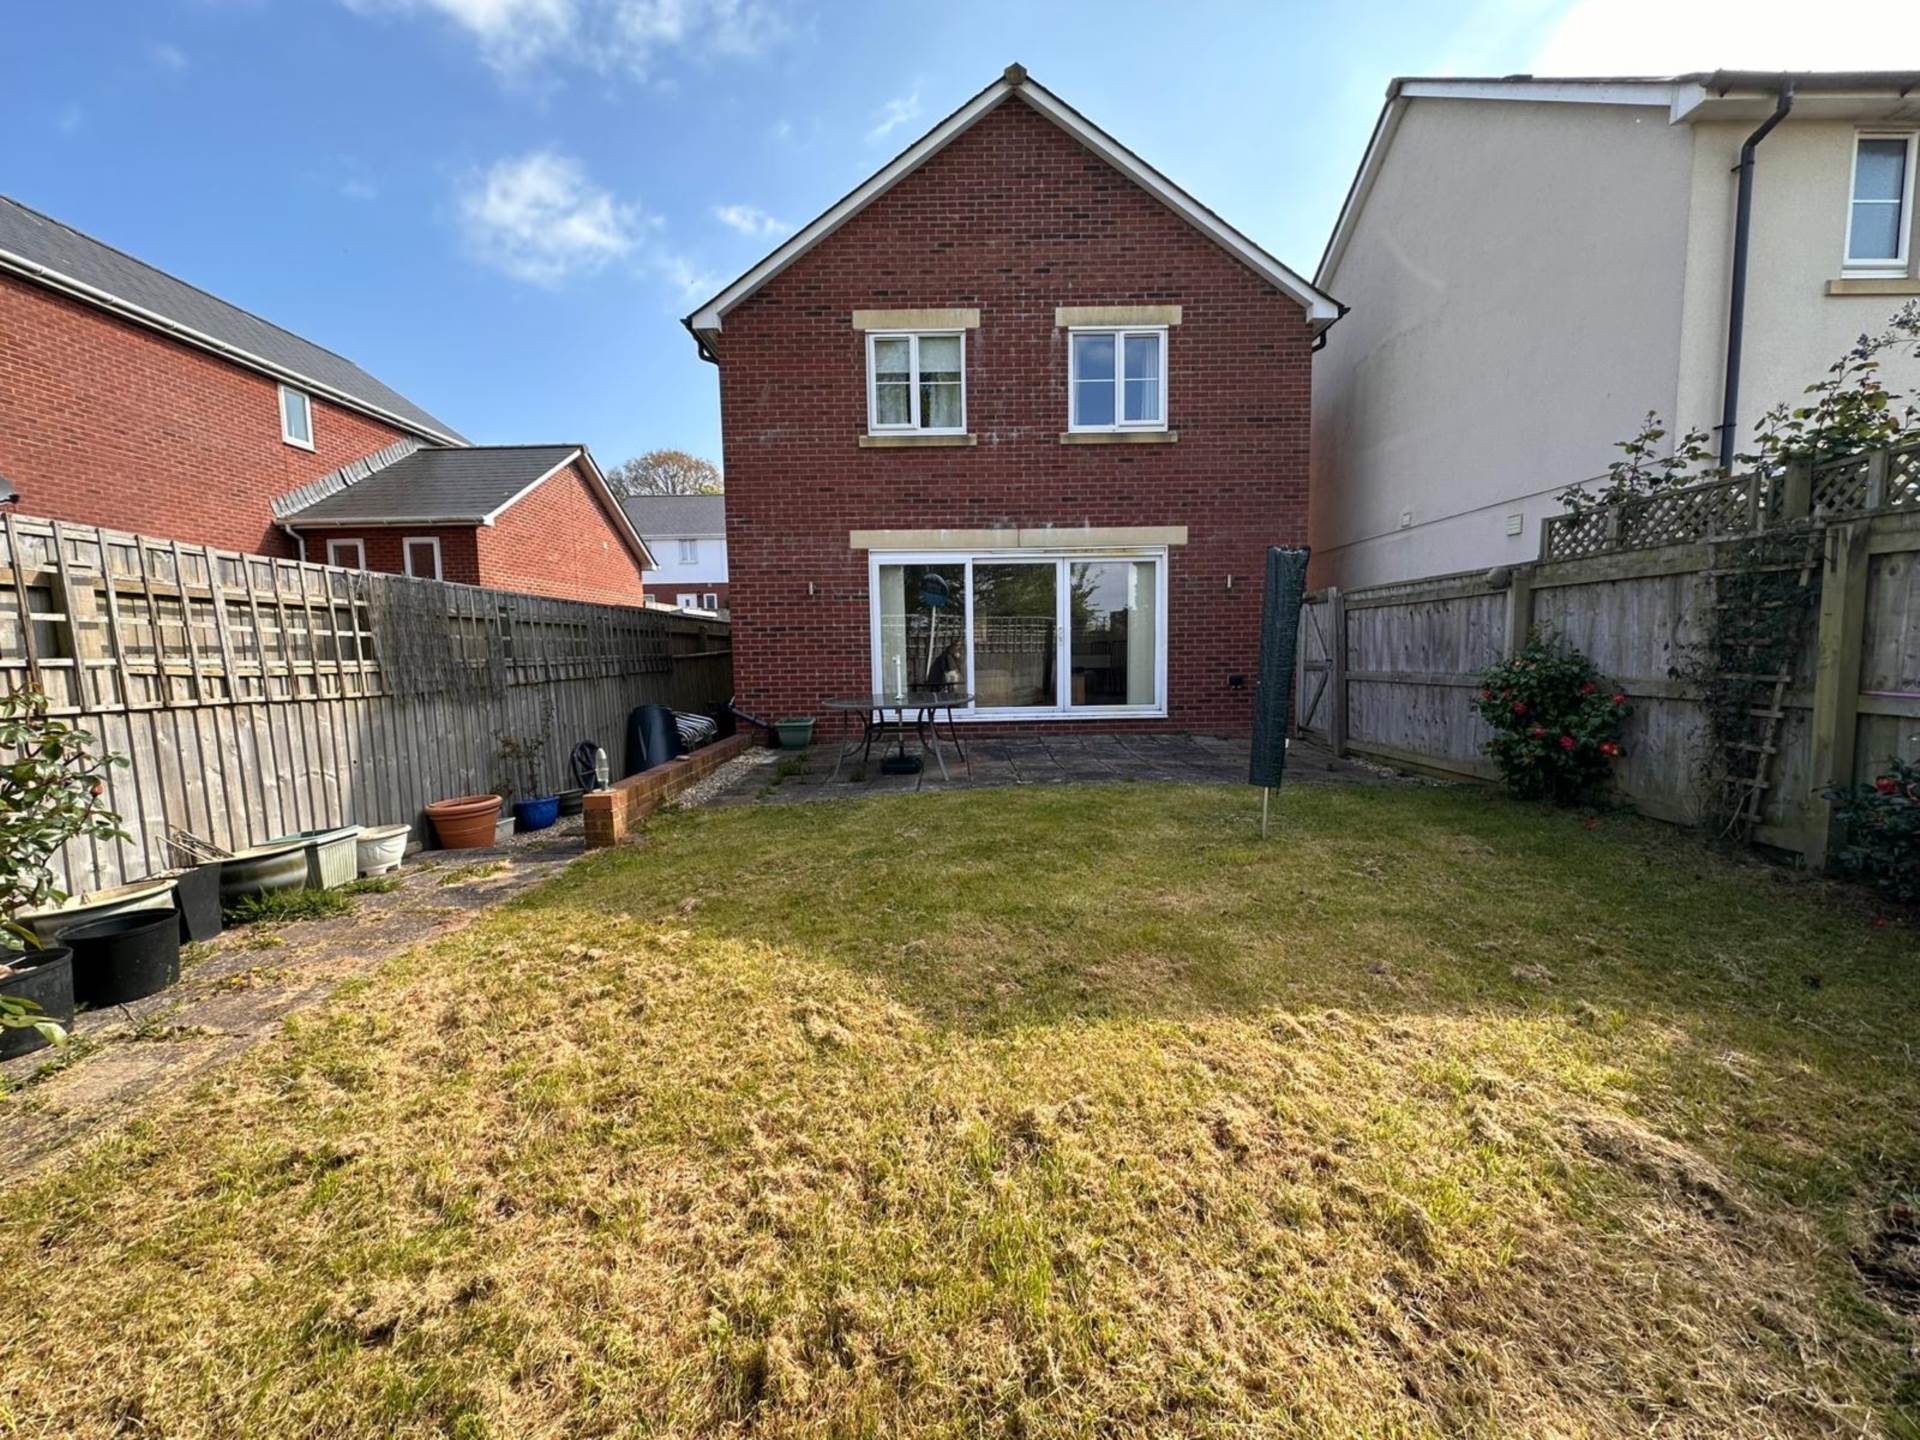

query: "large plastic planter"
(513, 796), (559, 832)
(218, 840), (310, 905)
(61, 910), (181, 1007)
(17, 876), (177, 948)
(270, 825), (363, 890)
(0, 945), (75, 1060)
(355, 824), (410, 877)
(169, 863), (224, 943)
(425, 795), (502, 850)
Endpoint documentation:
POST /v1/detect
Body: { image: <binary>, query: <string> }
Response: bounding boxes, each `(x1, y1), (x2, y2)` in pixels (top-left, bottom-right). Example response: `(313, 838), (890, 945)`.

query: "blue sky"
(4, 1), (1911, 468)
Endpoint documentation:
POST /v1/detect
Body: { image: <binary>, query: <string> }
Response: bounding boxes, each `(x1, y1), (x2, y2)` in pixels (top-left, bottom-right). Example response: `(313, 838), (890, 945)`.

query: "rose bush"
(1472, 633), (1630, 805)
(1828, 751), (1920, 905)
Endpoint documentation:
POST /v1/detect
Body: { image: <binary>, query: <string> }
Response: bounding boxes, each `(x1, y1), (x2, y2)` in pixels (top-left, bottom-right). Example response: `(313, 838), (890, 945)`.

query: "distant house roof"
(0, 195), (466, 445)
(619, 493), (725, 536)
(684, 64), (1342, 345)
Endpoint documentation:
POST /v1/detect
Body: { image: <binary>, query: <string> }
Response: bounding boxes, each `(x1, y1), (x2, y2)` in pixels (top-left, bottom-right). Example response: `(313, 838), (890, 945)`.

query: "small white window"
(279, 385), (314, 449)
(866, 331), (965, 434)
(325, 538), (365, 569)
(702, 592), (718, 610)
(678, 538), (699, 564)
(1846, 133), (1916, 272)
(676, 592), (699, 609)
(1069, 328), (1167, 431)
(403, 536), (442, 581)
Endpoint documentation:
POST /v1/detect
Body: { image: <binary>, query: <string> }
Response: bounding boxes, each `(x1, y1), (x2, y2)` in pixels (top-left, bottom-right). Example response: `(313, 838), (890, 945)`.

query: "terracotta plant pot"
(425, 794), (502, 850)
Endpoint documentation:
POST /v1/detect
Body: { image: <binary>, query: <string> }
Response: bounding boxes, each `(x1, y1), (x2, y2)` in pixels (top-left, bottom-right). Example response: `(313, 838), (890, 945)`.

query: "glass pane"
(876, 563), (965, 698)
(284, 390), (310, 442)
(972, 562), (1057, 709)
(1073, 332), (1114, 381)
(1850, 200), (1902, 260)
(1069, 560), (1156, 707)
(922, 381), (962, 429)
(918, 334), (961, 375)
(875, 381), (911, 426)
(1123, 334), (1161, 423)
(873, 336), (910, 380)
(1855, 139), (1908, 202)
(1074, 379), (1115, 428)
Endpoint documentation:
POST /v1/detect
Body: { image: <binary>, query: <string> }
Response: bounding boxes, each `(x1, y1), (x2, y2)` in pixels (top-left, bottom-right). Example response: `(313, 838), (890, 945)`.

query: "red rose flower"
(1480, 689), (1492, 701)
(1559, 735), (1576, 751)
(1511, 702), (1527, 716)
(1611, 693), (1627, 706)
(1530, 725), (1545, 738)
(1580, 681), (1597, 695)
(1600, 741), (1620, 757)
(1875, 776), (1899, 794)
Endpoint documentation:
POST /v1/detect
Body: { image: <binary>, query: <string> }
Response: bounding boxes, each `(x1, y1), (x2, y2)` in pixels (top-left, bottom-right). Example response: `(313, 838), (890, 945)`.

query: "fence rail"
(0, 511), (731, 892)
(1539, 440), (1920, 562)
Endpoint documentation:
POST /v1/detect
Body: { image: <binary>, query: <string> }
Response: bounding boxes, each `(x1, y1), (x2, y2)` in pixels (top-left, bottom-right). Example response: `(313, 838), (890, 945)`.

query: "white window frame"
(867, 547), (1169, 721)
(279, 384), (315, 450)
(1844, 130), (1917, 275)
(325, 538), (365, 570)
(678, 538), (699, 564)
(676, 592), (699, 609)
(702, 592), (719, 610)
(865, 330), (967, 435)
(1067, 326), (1169, 433)
(402, 535), (442, 581)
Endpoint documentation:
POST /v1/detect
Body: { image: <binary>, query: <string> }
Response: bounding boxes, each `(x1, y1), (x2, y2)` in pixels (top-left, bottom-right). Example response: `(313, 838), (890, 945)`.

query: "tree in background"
(606, 450), (722, 496)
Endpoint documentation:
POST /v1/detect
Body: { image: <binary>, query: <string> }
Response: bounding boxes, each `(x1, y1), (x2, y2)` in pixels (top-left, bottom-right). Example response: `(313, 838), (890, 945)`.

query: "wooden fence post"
(1804, 520), (1871, 870)
(1503, 566), (1534, 656)
(1780, 460), (1812, 523)
(1326, 586), (1347, 757)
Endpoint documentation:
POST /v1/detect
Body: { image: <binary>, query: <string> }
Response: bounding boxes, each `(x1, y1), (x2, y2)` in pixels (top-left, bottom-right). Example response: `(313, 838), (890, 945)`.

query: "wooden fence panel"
(0, 513), (732, 891)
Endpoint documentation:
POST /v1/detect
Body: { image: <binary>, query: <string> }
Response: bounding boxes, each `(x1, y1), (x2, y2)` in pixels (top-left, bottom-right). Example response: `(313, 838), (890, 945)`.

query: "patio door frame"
(867, 546), (1169, 721)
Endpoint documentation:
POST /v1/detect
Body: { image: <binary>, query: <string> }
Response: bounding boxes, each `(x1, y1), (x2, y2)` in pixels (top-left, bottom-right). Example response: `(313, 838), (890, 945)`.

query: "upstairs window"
(1069, 328), (1166, 431)
(678, 538), (699, 564)
(403, 536), (442, 581)
(279, 384), (314, 449)
(866, 332), (965, 434)
(1847, 133), (1916, 271)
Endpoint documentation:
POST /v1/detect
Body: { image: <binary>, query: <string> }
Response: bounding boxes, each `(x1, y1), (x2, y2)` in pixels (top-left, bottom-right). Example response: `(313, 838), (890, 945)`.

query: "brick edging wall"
(583, 733), (754, 846)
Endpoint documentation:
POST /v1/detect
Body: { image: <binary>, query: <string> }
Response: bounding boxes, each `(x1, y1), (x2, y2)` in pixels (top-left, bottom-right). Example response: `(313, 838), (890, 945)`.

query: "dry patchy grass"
(0, 783), (1915, 1438)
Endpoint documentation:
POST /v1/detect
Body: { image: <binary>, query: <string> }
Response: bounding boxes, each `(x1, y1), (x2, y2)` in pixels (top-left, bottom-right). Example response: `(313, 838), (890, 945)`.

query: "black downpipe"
(1719, 81), (1794, 470)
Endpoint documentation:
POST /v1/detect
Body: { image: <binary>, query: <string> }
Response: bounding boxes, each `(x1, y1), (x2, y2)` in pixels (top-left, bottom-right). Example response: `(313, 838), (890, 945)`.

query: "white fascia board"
(0, 248), (467, 448)
(1316, 96), (1406, 289)
(1394, 78), (1681, 107)
(478, 449), (582, 526)
(688, 75), (1342, 335)
(483, 446), (659, 571)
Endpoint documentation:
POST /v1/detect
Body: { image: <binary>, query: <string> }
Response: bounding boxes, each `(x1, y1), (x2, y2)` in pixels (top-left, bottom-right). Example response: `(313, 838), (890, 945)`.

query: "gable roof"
(619, 493), (725, 537)
(685, 64), (1342, 342)
(279, 444), (656, 568)
(0, 195), (467, 446)
(1317, 69), (1920, 288)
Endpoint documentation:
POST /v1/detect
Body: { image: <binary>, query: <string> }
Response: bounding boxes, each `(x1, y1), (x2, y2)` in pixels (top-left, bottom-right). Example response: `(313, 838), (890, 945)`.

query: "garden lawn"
(1, 782), (1916, 1438)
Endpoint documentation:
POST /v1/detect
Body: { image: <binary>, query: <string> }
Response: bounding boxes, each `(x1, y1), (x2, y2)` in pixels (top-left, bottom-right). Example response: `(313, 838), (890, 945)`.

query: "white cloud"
(866, 89), (922, 145)
(712, 202), (791, 238)
(1532, 0), (1920, 74)
(149, 41), (190, 71)
(459, 151), (641, 285)
(342, 0), (786, 82)
(655, 252), (722, 304)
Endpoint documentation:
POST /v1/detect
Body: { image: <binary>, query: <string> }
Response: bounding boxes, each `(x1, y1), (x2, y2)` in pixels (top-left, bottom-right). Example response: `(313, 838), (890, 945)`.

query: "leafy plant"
(1472, 632), (1631, 805)
(223, 887), (352, 926)
(0, 686), (128, 1044)
(1559, 413), (1716, 515)
(1740, 302), (1920, 477)
(1829, 750), (1920, 905)
(495, 697), (557, 802)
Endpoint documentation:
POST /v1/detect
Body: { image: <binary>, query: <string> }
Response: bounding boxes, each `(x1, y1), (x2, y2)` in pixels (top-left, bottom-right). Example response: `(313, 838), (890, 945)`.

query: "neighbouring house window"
(325, 538), (365, 569)
(702, 593), (718, 610)
(678, 538), (699, 563)
(1847, 133), (1916, 270)
(676, 592), (699, 609)
(279, 385), (314, 449)
(870, 550), (1165, 717)
(1069, 328), (1166, 431)
(403, 536), (442, 581)
(866, 332), (965, 433)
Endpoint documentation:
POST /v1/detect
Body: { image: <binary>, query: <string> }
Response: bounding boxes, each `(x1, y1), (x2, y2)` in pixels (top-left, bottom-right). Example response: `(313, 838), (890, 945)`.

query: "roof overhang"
(0, 246), (467, 448)
(686, 66), (1342, 344)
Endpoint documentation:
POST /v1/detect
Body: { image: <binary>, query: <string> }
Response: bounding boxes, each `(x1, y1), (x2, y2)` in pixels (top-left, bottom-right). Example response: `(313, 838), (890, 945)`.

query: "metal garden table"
(821, 692), (974, 787)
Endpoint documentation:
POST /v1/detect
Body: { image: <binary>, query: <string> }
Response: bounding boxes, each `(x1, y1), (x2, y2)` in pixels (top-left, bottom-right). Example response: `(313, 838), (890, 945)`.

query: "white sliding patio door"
(869, 550), (1167, 719)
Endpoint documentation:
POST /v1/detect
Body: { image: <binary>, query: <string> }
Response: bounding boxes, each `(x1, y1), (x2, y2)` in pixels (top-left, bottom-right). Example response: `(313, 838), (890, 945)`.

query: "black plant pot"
(0, 946), (76, 1060)
(556, 789), (586, 817)
(172, 863), (223, 943)
(61, 910), (181, 1007)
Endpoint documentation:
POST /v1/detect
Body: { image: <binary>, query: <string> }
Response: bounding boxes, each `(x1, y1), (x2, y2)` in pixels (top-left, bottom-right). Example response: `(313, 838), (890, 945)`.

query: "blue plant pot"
(513, 796), (559, 832)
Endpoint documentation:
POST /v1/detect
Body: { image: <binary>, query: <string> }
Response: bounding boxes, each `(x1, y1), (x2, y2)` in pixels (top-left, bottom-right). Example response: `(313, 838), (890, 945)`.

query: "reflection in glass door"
(875, 563), (965, 696)
(971, 562), (1056, 708)
(1069, 559), (1157, 707)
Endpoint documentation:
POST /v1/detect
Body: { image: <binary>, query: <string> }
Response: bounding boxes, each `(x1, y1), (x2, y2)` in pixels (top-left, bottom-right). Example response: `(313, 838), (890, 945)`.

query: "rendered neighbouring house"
(684, 65), (1340, 733)
(1312, 70), (1920, 589)
(0, 195), (653, 604)
(619, 493), (729, 612)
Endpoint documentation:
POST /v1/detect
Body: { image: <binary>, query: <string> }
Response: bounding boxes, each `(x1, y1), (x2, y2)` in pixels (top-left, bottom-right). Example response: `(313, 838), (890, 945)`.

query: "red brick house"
(685, 66), (1341, 733)
(0, 196), (653, 605)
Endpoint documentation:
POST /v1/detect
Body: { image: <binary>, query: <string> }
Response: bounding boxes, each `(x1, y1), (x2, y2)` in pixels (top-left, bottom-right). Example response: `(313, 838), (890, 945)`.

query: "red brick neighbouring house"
(0, 196), (653, 605)
(686, 66), (1341, 734)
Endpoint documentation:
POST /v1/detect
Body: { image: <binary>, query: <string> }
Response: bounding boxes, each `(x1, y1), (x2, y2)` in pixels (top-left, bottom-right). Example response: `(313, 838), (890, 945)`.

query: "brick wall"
(474, 459), (649, 605)
(709, 96), (1312, 735)
(0, 273), (421, 557)
(294, 526), (482, 584)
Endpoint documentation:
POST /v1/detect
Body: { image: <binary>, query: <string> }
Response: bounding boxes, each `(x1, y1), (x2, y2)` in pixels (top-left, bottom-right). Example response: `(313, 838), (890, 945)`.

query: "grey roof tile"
(283, 445), (580, 524)
(618, 493), (726, 535)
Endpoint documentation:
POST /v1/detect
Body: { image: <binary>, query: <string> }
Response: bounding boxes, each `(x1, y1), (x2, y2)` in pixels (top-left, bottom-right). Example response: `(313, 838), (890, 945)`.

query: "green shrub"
(224, 888), (352, 926)
(1471, 633), (1630, 805)
(1829, 752), (1920, 905)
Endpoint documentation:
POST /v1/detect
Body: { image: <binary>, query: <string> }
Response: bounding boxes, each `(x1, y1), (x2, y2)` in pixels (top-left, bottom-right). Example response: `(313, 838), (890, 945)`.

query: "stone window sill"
(1826, 276), (1920, 296)
(1058, 430), (1179, 445)
(858, 433), (978, 449)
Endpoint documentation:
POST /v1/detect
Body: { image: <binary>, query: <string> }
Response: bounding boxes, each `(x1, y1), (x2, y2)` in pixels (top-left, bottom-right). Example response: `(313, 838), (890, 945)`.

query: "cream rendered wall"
(1311, 100), (1695, 588)
(1673, 118), (1920, 456)
(642, 530), (729, 588)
